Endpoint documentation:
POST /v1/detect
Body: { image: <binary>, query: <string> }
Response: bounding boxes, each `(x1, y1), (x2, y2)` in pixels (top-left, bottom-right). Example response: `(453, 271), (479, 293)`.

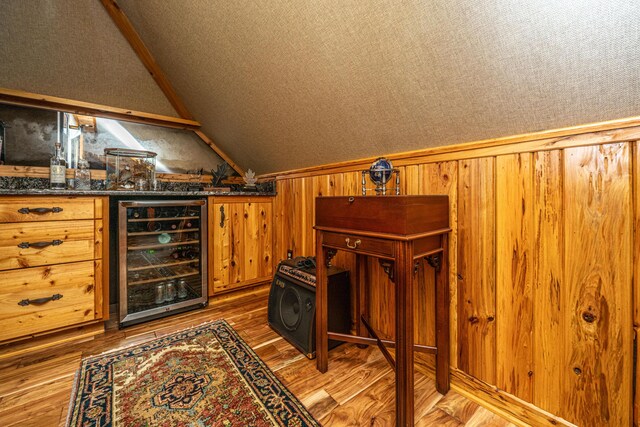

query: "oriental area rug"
(66, 320), (318, 427)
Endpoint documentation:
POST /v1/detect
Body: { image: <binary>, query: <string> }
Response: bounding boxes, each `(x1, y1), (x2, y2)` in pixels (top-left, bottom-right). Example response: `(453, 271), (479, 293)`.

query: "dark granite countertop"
(0, 176), (276, 197)
(0, 188), (275, 197)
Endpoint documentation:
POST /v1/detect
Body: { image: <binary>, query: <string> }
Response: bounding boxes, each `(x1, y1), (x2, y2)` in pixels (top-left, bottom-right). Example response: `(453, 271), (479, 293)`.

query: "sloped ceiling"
(2, 1), (639, 175)
(0, 0), (176, 116)
(118, 0), (640, 174)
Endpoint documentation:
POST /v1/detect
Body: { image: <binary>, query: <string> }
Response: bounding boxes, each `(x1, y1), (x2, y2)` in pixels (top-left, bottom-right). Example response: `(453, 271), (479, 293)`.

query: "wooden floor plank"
(0, 351), (80, 397)
(0, 289), (512, 426)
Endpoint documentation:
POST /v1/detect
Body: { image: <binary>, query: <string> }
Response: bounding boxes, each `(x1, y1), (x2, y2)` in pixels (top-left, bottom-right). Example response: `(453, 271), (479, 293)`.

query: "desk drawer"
(0, 261), (96, 342)
(0, 197), (97, 223)
(323, 232), (394, 258)
(0, 220), (96, 270)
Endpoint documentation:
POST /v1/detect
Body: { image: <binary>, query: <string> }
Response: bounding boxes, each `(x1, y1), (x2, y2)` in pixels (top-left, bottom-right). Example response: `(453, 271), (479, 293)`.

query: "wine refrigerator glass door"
(118, 200), (208, 327)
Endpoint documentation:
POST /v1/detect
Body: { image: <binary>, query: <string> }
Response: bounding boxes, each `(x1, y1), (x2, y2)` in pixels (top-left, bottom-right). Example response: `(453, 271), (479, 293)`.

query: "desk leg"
(395, 241), (414, 427)
(355, 254), (369, 343)
(315, 237), (328, 373)
(435, 234), (450, 394)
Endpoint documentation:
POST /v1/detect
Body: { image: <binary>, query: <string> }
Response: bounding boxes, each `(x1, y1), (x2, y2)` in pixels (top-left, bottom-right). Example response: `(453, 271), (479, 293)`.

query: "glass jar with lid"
(105, 148), (157, 191)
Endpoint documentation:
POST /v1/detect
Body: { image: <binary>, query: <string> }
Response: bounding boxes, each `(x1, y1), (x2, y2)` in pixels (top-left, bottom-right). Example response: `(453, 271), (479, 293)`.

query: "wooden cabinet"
(208, 196), (273, 296)
(0, 196), (108, 344)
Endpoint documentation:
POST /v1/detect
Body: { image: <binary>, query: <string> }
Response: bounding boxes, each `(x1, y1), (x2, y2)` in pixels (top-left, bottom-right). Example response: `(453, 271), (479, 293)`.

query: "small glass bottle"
(50, 142), (67, 189)
(74, 159), (91, 190)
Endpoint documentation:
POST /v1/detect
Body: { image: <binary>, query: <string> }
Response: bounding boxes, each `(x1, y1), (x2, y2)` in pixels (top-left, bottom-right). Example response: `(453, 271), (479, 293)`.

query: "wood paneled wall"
(273, 127), (638, 427)
(635, 141), (640, 427)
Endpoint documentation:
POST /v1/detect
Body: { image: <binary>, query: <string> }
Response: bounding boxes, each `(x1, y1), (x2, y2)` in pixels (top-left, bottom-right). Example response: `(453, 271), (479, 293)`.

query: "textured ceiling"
(118, 0), (640, 174)
(2, 1), (639, 175)
(0, 0), (176, 116)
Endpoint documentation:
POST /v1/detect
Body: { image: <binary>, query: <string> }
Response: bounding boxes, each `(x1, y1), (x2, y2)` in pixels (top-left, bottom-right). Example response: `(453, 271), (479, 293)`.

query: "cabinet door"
(209, 199), (272, 296)
(246, 201), (272, 280)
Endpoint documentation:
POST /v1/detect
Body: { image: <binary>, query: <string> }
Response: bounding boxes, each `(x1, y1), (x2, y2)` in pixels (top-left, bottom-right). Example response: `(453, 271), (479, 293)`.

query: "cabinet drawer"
(0, 197), (97, 223)
(0, 261), (96, 342)
(0, 220), (96, 270)
(322, 232), (394, 258)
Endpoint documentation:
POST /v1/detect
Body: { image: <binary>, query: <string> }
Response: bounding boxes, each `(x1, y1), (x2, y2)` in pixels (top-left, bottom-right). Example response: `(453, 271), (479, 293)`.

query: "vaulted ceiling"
(2, 1), (639, 174)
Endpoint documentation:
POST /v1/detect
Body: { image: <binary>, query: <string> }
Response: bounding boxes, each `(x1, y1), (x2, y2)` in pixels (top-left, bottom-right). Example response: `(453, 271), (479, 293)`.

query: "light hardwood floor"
(0, 287), (514, 426)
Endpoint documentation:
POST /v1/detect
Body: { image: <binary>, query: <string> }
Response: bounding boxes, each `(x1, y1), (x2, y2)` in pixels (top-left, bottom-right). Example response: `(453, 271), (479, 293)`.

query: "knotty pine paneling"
(229, 202), (244, 285)
(293, 177), (315, 257)
(272, 141), (636, 426)
(406, 162), (459, 367)
(496, 153), (534, 401)
(243, 201), (260, 280)
(257, 202), (273, 278)
(457, 157), (497, 385)
(562, 143), (632, 426)
(210, 202), (230, 293)
(274, 179), (293, 262)
(532, 150), (564, 415)
(635, 142), (640, 427)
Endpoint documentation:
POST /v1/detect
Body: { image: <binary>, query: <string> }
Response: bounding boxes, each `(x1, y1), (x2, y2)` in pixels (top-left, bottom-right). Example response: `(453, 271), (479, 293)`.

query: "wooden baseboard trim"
(210, 277), (272, 299)
(209, 282), (271, 303)
(0, 321), (104, 361)
(413, 360), (575, 426)
(449, 368), (576, 427)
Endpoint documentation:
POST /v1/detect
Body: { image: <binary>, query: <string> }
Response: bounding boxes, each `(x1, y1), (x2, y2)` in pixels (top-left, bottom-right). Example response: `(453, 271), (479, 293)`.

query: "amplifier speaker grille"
(267, 261), (350, 358)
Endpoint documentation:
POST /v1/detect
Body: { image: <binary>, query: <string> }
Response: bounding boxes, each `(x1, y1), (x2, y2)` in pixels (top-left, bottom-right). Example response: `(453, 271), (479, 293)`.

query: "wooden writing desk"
(314, 196), (450, 426)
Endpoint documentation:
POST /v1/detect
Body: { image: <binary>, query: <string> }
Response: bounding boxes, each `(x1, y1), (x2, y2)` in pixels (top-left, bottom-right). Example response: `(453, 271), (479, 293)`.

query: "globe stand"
(361, 157), (401, 196)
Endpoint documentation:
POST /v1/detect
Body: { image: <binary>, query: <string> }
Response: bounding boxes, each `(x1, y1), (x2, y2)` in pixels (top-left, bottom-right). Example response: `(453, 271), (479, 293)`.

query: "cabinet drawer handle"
(18, 207), (63, 215)
(18, 293), (63, 306)
(18, 239), (64, 249)
(345, 238), (361, 249)
(220, 205), (225, 228)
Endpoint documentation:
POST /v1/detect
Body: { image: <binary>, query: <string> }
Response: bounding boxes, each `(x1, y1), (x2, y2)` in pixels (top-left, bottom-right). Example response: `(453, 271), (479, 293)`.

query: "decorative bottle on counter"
(74, 159), (91, 190)
(49, 142), (67, 189)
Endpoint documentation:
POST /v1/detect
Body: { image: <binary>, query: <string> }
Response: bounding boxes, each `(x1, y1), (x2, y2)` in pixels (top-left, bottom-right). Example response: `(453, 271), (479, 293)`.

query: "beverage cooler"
(117, 200), (208, 327)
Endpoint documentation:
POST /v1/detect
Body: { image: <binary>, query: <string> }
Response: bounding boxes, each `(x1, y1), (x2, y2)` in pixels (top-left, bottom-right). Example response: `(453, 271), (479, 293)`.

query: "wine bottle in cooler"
(170, 247), (199, 260)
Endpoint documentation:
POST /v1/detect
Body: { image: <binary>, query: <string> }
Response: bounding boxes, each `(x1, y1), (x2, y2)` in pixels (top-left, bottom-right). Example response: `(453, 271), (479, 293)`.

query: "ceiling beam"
(193, 130), (245, 177)
(99, 0), (192, 120)
(99, 0), (245, 177)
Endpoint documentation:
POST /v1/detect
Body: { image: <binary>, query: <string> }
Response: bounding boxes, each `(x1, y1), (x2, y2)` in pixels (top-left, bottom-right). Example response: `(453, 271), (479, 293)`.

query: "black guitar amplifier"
(268, 258), (351, 359)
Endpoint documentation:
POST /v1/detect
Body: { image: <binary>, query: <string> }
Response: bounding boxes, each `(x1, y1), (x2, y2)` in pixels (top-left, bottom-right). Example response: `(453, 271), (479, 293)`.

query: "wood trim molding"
(259, 115), (640, 180)
(0, 87), (200, 130)
(449, 368), (576, 427)
(194, 130), (245, 176)
(99, 0), (193, 120)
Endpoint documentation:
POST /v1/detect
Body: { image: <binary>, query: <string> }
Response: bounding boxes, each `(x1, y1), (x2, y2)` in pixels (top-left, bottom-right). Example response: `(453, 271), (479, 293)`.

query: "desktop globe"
(368, 157), (394, 187)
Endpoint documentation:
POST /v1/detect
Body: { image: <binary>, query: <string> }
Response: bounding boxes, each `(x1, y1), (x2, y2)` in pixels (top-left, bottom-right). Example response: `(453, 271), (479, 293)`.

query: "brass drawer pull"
(18, 293), (63, 306)
(345, 238), (361, 249)
(18, 239), (64, 249)
(17, 207), (63, 215)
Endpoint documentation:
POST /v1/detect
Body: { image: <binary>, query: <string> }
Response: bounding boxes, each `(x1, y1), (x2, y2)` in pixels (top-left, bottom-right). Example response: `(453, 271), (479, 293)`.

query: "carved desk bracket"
(426, 253), (442, 272)
(378, 259), (394, 282)
(325, 248), (337, 267)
